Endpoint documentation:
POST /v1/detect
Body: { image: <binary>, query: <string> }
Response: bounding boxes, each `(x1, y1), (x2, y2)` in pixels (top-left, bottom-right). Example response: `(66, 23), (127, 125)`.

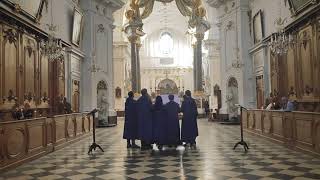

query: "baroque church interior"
(1, 0), (320, 179)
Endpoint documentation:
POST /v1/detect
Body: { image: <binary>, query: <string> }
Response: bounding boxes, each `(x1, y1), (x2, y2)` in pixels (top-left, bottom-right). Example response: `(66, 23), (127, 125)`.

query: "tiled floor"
(1, 119), (320, 180)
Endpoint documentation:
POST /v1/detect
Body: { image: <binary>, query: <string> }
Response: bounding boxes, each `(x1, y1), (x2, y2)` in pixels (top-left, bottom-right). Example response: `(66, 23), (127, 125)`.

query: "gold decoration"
(125, 9), (135, 22)
(195, 7), (206, 17)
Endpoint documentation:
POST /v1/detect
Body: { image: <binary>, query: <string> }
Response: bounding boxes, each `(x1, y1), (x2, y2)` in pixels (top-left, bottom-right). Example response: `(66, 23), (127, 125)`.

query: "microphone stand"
(88, 108), (104, 154)
(233, 105), (249, 152)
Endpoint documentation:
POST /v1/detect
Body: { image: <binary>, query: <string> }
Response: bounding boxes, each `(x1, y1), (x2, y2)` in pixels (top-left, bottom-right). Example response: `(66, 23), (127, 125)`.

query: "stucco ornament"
(125, 0), (209, 29)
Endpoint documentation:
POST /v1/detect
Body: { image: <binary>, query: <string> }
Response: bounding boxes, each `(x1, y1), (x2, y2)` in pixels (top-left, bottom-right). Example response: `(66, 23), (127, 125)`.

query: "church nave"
(1, 120), (320, 180)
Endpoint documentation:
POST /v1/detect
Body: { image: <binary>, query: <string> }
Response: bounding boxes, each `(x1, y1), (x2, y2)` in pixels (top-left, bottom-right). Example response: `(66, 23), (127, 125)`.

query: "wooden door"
(256, 75), (264, 109)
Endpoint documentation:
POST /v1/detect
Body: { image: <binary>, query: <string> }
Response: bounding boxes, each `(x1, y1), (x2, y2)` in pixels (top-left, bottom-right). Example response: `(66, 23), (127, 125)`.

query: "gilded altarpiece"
(270, 14), (320, 112)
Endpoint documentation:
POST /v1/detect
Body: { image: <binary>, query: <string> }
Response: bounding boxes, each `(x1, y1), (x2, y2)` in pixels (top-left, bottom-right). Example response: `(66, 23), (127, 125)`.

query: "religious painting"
(253, 10), (264, 44)
(3, 0), (45, 22)
(72, 8), (83, 46)
(115, 87), (121, 98)
(158, 79), (179, 95)
(288, 0), (319, 15)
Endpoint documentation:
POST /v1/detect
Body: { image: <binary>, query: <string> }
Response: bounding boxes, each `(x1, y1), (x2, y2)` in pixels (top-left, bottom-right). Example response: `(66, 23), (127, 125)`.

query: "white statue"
(226, 91), (238, 119)
(98, 93), (108, 121)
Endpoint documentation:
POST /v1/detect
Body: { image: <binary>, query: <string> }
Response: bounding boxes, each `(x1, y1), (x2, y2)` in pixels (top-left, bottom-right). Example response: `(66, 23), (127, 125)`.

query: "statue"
(98, 93), (109, 126)
(226, 91), (238, 121)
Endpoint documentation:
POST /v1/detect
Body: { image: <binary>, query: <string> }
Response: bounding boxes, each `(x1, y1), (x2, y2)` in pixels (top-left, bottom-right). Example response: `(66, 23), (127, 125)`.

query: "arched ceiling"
(141, 1), (189, 35)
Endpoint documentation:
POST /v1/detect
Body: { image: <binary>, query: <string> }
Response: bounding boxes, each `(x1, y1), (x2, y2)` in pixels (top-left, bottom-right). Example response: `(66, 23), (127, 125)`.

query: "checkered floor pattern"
(1, 119), (320, 180)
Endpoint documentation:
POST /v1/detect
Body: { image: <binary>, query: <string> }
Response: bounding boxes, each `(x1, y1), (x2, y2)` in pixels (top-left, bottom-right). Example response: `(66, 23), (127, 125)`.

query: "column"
(194, 34), (204, 92)
(129, 37), (138, 93)
(193, 44), (197, 91)
(136, 42), (141, 91)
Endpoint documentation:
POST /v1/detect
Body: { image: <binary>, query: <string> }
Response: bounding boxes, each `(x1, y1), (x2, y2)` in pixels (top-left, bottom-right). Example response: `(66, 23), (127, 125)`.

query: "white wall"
(140, 29), (193, 69)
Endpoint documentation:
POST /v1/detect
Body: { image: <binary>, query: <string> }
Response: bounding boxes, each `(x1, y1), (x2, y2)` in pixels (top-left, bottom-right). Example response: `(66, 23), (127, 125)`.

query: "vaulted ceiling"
(142, 1), (189, 35)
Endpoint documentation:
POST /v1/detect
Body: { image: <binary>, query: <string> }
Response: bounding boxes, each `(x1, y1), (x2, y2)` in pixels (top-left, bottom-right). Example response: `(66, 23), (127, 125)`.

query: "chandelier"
(269, 17), (293, 55)
(41, 0), (64, 62)
(268, 0), (293, 55)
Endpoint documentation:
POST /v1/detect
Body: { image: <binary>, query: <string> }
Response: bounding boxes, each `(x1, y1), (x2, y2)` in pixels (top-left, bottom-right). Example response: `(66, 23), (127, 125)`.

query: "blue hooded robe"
(137, 95), (153, 144)
(123, 97), (138, 140)
(165, 100), (181, 145)
(152, 96), (167, 145)
(181, 97), (198, 143)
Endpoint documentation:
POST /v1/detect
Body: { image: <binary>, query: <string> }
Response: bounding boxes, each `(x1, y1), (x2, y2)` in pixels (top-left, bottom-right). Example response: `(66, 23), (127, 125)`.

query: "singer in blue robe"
(123, 91), (139, 148)
(165, 94), (181, 146)
(137, 89), (153, 149)
(152, 96), (167, 148)
(181, 90), (198, 146)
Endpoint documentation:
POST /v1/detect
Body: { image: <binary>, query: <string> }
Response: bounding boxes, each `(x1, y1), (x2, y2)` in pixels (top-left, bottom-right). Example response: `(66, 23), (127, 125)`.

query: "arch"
(158, 78), (179, 94)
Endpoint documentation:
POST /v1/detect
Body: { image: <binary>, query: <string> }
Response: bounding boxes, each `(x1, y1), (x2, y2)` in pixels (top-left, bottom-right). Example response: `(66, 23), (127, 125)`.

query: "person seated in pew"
(152, 96), (167, 150)
(165, 94), (181, 147)
(280, 96), (294, 112)
(123, 91), (140, 148)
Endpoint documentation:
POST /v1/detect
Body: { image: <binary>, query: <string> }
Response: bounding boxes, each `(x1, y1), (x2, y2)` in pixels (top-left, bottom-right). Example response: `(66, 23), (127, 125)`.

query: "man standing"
(137, 89), (153, 150)
(181, 90), (198, 147)
(123, 91), (139, 148)
(165, 94), (181, 146)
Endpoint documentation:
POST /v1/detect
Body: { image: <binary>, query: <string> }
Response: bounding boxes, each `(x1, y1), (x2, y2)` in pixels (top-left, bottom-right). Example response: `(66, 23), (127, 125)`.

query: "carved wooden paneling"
(244, 110), (320, 155)
(298, 25), (314, 98)
(40, 50), (49, 106)
(0, 114), (91, 172)
(74, 114), (83, 136)
(83, 115), (90, 132)
(0, 24), (3, 105)
(45, 118), (53, 146)
(54, 116), (67, 144)
(2, 26), (19, 103)
(283, 113), (294, 143)
(0, 126), (4, 165)
(242, 110), (248, 129)
(286, 43), (297, 98)
(254, 111), (262, 132)
(263, 111), (272, 134)
(313, 18), (320, 98)
(295, 114), (313, 147)
(4, 123), (27, 159)
(22, 35), (38, 106)
(248, 111), (255, 129)
(272, 112), (283, 138)
(314, 116), (320, 152)
(27, 119), (45, 153)
(66, 115), (75, 138)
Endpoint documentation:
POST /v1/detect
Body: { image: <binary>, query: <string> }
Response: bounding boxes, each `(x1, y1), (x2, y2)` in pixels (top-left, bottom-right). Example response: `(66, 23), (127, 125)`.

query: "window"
(159, 32), (173, 55)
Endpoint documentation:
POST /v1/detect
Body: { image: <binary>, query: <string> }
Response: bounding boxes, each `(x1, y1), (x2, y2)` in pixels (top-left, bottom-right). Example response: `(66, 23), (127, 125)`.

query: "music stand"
(233, 104), (249, 152)
(87, 108), (104, 154)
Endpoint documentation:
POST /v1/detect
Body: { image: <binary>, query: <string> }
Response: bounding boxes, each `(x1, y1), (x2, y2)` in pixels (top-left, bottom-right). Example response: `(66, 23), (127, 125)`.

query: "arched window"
(159, 32), (173, 55)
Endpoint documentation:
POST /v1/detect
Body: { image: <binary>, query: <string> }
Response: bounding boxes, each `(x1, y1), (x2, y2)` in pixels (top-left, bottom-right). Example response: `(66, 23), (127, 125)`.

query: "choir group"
(123, 89), (199, 150)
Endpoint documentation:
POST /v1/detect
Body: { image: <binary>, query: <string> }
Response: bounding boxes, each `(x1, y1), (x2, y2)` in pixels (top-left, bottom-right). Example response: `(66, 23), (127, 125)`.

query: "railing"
(0, 113), (92, 172)
(242, 109), (320, 155)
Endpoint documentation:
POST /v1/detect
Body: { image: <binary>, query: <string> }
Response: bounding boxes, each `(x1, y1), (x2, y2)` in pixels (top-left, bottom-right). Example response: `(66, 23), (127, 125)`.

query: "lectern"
(87, 108), (104, 154)
(233, 104), (249, 152)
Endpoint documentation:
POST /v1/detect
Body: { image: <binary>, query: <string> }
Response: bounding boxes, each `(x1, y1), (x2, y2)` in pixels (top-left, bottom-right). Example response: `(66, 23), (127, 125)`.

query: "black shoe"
(127, 144), (132, 148)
